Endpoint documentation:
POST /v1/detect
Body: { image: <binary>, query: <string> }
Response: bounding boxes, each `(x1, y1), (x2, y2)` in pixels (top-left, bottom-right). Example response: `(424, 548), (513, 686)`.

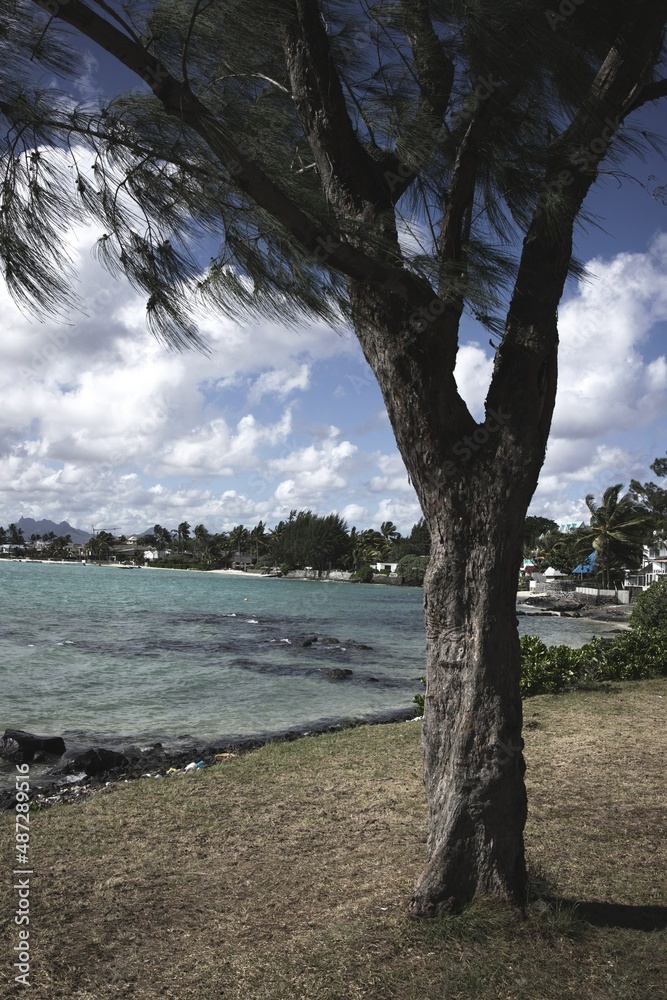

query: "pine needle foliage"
(1, 0), (665, 347)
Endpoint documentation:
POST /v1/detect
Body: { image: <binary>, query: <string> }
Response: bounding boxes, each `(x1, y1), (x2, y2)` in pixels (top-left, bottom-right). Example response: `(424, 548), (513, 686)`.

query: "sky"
(0, 40), (666, 537)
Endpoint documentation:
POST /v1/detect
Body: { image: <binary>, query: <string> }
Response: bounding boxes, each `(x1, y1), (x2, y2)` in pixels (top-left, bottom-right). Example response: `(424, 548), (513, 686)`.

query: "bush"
(351, 564), (374, 583)
(630, 578), (667, 636)
(396, 554), (429, 587)
(413, 676), (426, 716)
(413, 623), (667, 712)
(519, 626), (667, 696)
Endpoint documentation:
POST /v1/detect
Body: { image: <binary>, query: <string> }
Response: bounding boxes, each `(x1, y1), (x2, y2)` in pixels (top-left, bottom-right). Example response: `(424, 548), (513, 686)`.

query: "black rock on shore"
(0, 708), (417, 811)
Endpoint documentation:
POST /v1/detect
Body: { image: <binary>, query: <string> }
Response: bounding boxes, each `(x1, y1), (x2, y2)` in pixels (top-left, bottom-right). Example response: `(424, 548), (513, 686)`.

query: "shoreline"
(3, 559), (269, 578)
(0, 706), (417, 810)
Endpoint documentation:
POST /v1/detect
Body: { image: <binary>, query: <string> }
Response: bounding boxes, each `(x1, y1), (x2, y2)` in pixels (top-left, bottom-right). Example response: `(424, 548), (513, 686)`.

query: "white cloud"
(454, 342), (494, 419)
(370, 498), (422, 533)
(160, 410), (293, 477)
(553, 234), (667, 440)
(341, 503), (368, 526)
(526, 234), (667, 518)
(1, 208), (666, 537)
(367, 452), (412, 494)
(248, 364), (310, 402)
(269, 433), (358, 505)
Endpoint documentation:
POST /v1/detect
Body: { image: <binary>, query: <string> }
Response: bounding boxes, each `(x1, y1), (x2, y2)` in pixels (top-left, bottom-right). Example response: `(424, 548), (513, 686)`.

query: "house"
(374, 561), (398, 573)
(528, 566), (568, 590)
(625, 544), (667, 589)
(572, 551), (596, 575)
(231, 552), (254, 570)
(143, 549), (170, 561)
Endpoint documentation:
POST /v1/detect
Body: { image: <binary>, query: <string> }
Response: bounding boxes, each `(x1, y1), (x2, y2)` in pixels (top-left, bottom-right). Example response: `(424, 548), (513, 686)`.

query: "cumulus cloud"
(529, 233), (667, 518)
(268, 432), (358, 506)
(553, 234), (667, 440)
(1, 213), (666, 535)
(367, 452), (412, 495)
(0, 224), (355, 530)
(159, 410), (293, 477)
(453, 342), (495, 419)
(248, 364), (310, 402)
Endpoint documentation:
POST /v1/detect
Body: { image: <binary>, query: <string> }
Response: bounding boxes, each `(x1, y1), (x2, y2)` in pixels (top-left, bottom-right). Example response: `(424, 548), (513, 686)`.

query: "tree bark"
(410, 477), (531, 915)
(346, 278), (554, 914)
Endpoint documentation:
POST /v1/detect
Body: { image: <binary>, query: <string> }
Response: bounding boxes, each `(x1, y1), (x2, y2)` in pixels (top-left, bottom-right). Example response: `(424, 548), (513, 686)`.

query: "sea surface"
(0, 560), (623, 787)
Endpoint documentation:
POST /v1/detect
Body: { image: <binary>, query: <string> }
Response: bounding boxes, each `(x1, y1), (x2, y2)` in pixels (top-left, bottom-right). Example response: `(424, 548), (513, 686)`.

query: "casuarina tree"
(2, 0), (667, 914)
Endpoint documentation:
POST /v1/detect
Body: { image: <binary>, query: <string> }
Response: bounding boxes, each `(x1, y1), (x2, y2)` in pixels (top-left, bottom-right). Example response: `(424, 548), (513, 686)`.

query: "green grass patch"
(1, 679), (666, 998)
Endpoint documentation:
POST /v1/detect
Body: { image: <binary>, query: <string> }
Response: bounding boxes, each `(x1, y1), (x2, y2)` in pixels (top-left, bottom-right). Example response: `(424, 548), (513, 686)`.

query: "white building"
(626, 544), (667, 589)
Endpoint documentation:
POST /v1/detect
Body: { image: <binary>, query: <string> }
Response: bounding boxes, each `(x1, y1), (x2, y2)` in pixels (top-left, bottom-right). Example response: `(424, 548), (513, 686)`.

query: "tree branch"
(488, 2), (667, 432)
(382, 0), (454, 203)
(626, 77), (667, 113)
(281, 0), (387, 215)
(28, 0), (433, 304)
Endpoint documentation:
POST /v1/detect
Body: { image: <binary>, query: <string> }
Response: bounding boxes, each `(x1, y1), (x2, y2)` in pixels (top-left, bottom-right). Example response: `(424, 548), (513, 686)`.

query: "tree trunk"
(348, 278), (555, 914)
(409, 474), (530, 915)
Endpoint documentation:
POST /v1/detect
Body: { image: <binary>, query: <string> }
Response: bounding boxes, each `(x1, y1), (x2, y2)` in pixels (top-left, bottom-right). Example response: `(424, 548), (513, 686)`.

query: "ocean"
(0, 560), (622, 786)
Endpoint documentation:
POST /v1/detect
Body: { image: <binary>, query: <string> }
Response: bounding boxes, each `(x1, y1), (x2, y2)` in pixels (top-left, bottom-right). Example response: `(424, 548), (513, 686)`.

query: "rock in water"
(1, 729), (66, 763)
(65, 748), (129, 776)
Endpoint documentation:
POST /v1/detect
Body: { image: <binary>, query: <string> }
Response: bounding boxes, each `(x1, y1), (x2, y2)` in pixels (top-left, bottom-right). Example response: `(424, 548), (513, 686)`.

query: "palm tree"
(249, 522), (268, 562)
(193, 523), (209, 561)
(177, 521), (191, 555)
(8, 523), (25, 547)
(380, 520), (400, 542)
(228, 525), (250, 561)
(354, 529), (388, 567)
(578, 485), (652, 589)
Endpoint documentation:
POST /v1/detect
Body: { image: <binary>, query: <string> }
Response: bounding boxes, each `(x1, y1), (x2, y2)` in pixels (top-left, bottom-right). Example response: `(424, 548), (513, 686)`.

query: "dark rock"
(319, 636), (340, 645)
(65, 747), (129, 777)
(344, 640), (373, 650)
(524, 596), (585, 612)
(300, 635), (318, 647)
(1, 729), (66, 763)
(328, 668), (353, 680)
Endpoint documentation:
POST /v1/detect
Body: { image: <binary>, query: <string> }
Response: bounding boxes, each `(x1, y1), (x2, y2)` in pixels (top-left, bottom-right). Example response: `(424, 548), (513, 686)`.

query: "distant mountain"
(16, 517), (92, 544)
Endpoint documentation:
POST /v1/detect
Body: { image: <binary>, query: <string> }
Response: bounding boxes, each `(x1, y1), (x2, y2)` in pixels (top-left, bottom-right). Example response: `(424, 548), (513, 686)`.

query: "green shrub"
(519, 636), (579, 695)
(351, 564), (374, 583)
(396, 554), (429, 587)
(414, 626), (667, 714)
(519, 626), (667, 695)
(413, 676), (426, 716)
(630, 578), (667, 636)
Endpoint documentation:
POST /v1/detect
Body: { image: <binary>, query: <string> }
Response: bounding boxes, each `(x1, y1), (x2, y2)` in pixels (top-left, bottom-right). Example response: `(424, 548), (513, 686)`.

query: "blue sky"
(0, 42), (666, 537)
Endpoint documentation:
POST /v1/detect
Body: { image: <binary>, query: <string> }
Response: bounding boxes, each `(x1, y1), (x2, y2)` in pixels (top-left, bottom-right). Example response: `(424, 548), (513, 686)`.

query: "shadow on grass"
(551, 899), (667, 931)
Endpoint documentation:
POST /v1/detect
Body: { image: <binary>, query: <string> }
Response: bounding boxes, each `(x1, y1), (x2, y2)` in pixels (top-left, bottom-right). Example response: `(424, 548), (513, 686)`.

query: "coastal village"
(1, 475), (666, 600)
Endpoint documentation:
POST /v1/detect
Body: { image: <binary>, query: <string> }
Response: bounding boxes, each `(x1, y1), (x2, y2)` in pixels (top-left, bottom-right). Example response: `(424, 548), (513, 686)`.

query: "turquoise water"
(0, 561), (621, 750)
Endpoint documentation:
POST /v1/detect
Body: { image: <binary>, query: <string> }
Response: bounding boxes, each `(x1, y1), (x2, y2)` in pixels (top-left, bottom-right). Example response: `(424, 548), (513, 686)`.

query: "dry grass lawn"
(1, 678), (666, 999)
